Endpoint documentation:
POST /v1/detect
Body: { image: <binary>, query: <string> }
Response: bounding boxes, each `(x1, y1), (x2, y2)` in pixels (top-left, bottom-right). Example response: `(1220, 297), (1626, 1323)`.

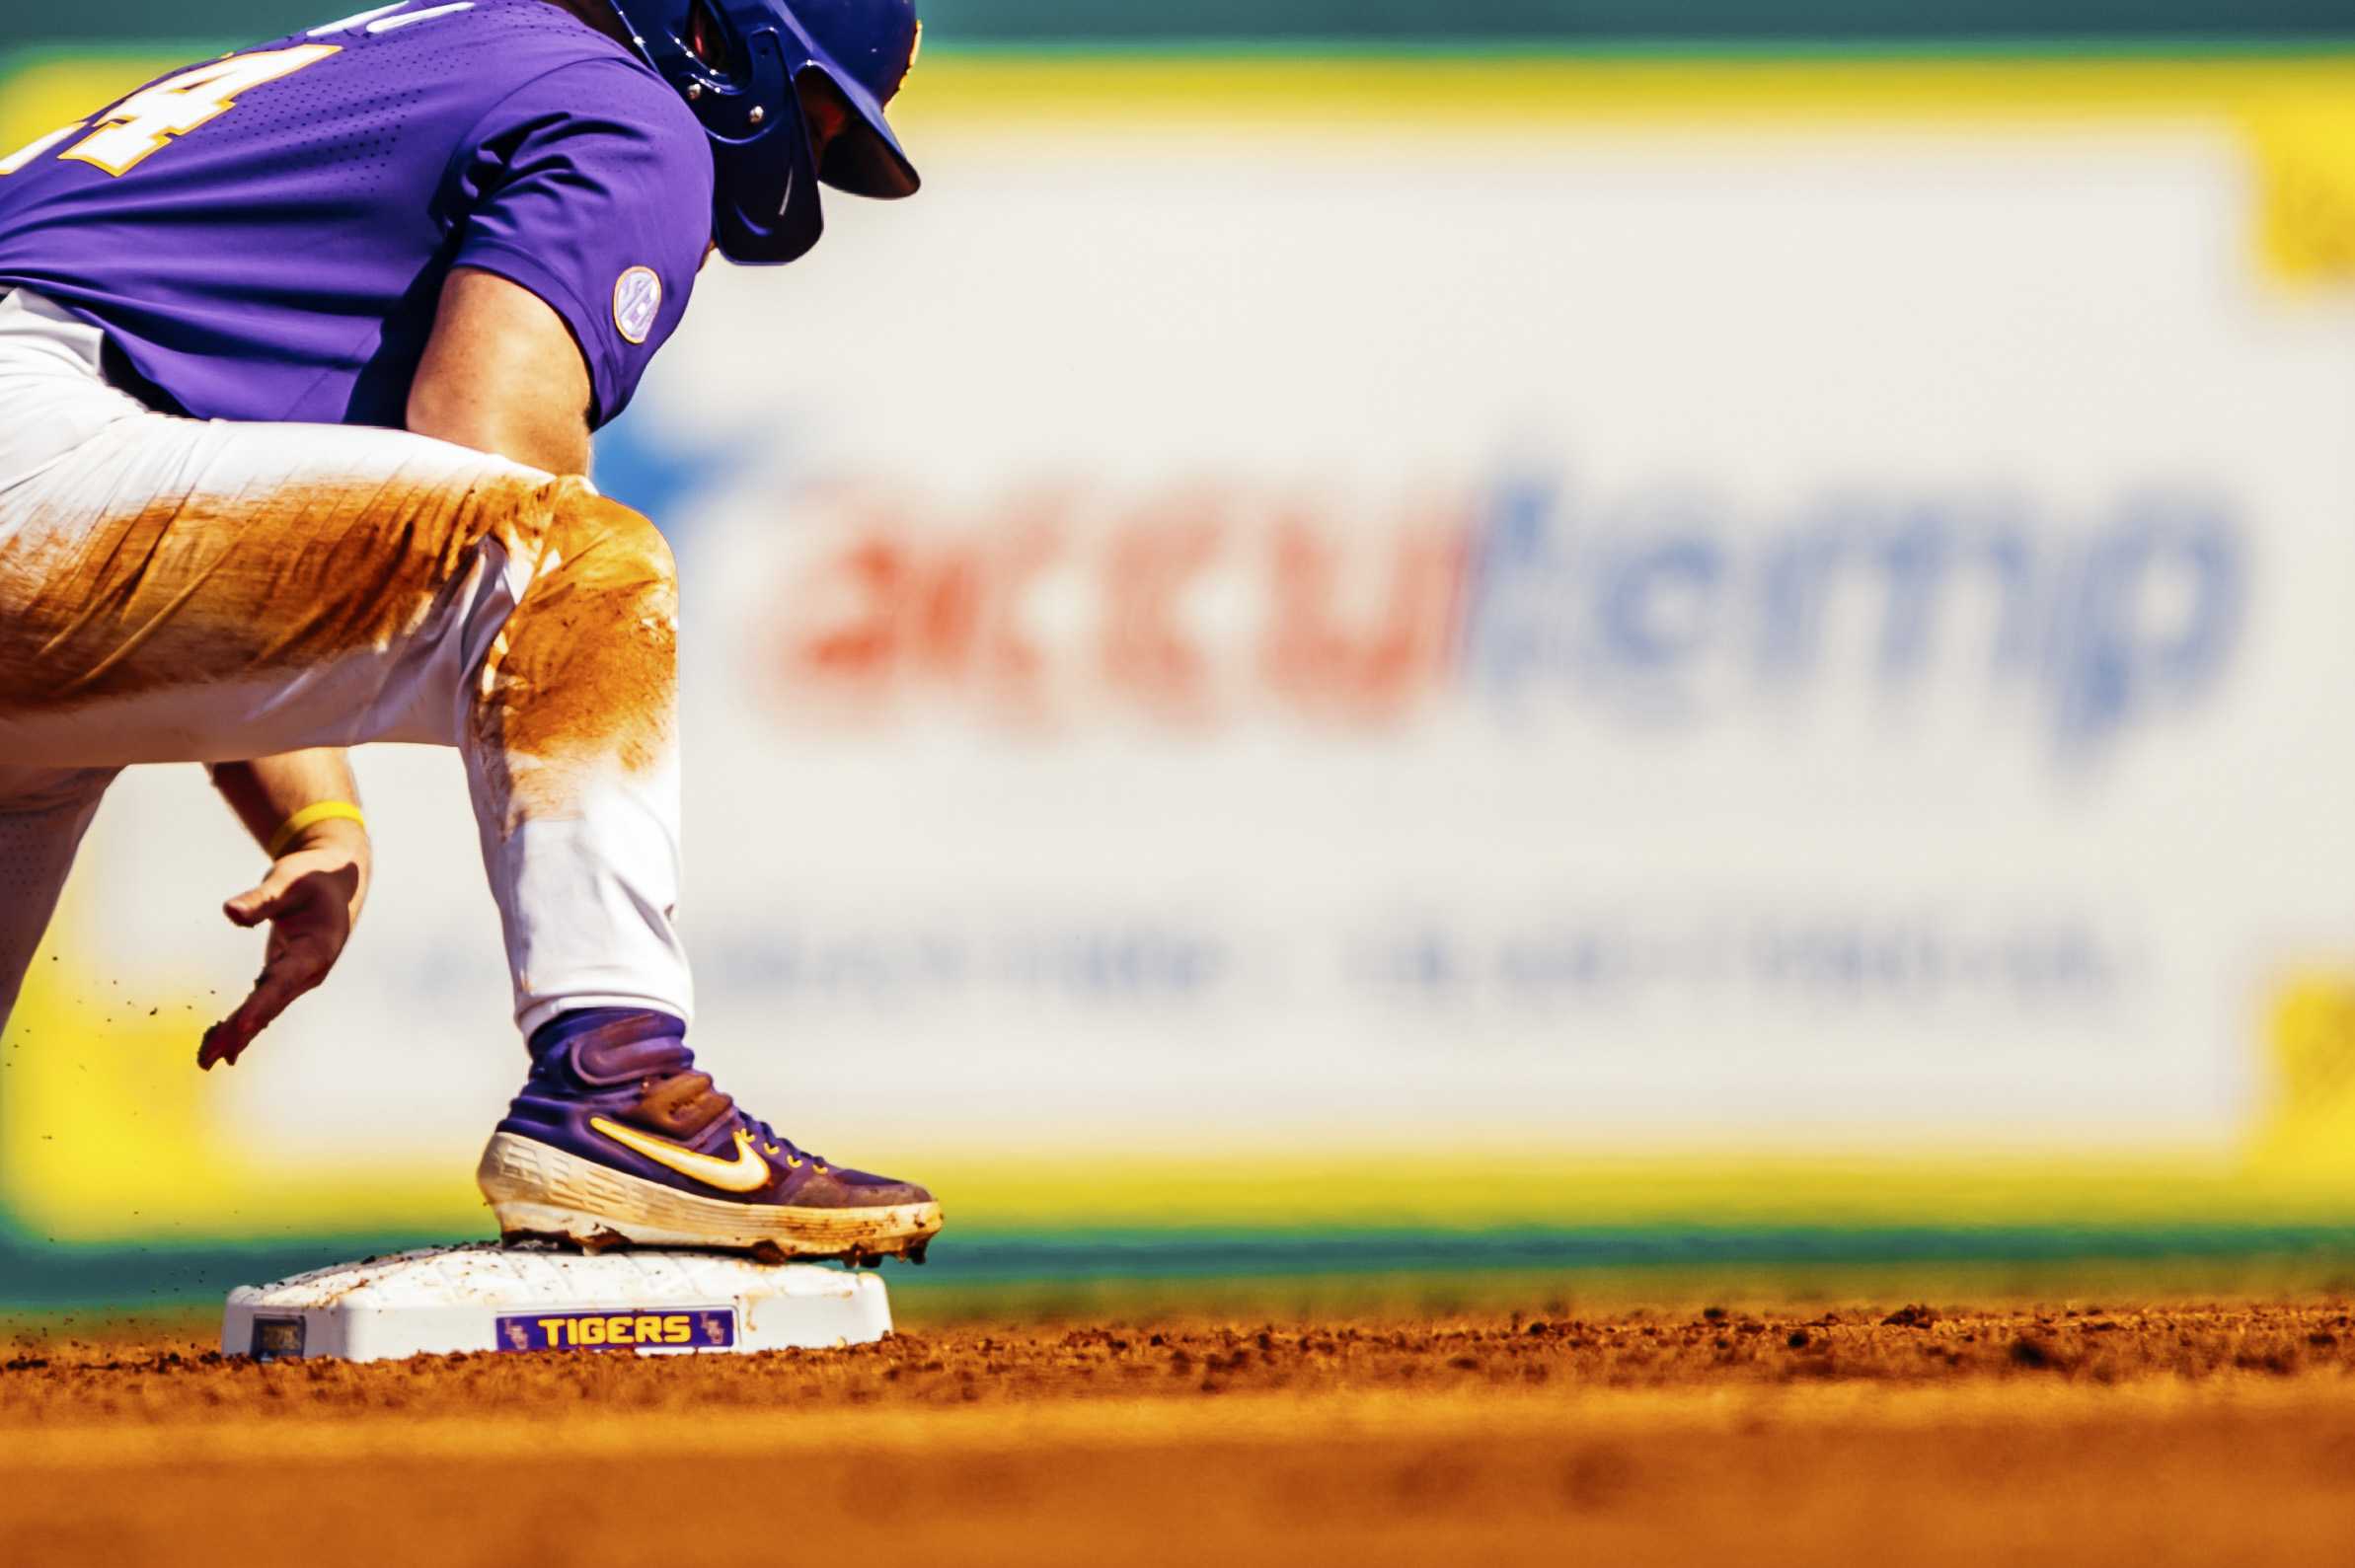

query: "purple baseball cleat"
(477, 1010), (942, 1265)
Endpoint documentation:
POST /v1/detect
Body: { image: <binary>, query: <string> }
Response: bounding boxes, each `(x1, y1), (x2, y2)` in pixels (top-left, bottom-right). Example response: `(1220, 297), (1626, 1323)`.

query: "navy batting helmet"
(602, 0), (922, 263)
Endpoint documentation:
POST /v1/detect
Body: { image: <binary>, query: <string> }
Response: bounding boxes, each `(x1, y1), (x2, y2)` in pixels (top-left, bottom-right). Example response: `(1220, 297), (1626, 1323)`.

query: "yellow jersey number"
(0, 45), (341, 181)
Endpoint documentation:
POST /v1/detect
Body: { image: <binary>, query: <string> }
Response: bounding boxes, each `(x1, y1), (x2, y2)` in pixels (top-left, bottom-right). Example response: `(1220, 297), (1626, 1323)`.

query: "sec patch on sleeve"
(612, 265), (663, 344)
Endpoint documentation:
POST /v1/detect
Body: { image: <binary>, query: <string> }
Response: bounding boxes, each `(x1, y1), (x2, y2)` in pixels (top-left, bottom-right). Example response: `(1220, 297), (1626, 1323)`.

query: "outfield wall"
(12, 42), (2355, 1266)
(9, 2), (2355, 45)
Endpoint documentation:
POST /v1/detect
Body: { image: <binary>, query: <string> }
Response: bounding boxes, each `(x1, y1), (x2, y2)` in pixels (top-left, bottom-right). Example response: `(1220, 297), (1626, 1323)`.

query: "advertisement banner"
(13, 54), (2355, 1240)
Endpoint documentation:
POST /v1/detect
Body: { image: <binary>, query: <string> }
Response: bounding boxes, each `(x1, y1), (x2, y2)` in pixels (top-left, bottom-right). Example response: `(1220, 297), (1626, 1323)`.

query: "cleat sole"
(477, 1132), (942, 1264)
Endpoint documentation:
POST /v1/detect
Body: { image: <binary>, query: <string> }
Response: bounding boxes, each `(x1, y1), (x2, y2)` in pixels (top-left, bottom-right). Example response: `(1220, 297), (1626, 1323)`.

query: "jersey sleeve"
(451, 60), (714, 428)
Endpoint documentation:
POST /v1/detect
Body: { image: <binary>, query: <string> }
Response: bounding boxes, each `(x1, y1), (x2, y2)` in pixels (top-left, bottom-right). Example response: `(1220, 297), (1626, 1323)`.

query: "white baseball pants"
(0, 287), (691, 1034)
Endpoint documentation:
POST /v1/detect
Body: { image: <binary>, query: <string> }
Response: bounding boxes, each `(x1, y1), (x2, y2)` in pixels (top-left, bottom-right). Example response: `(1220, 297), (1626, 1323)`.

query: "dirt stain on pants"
(0, 448), (692, 1030)
(0, 467), (676, 827)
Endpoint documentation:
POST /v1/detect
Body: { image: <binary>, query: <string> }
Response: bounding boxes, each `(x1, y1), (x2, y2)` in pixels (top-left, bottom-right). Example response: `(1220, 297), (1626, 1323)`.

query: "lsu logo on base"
(612, 264), (662, 344)
(497, 1307), (736, 1353)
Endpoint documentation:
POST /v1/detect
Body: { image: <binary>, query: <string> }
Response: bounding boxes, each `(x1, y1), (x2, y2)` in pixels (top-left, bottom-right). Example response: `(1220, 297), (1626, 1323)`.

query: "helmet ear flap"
(710, 36), (823, 263)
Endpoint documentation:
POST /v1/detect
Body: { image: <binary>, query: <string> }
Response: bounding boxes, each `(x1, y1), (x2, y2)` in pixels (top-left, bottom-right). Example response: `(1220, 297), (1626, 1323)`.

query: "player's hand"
(198, 818), (372, 1070)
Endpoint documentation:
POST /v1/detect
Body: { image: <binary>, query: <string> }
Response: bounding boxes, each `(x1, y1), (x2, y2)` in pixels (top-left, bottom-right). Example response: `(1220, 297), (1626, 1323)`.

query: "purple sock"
(527, 1008), (685, 1060)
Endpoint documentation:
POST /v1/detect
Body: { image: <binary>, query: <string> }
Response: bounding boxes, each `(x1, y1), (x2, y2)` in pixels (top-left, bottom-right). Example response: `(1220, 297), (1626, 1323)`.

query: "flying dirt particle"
(1786, 1331), (1810, 1349)
(2009, 1337), (2053, 1368)
(1702, 1306), (1727, 1321)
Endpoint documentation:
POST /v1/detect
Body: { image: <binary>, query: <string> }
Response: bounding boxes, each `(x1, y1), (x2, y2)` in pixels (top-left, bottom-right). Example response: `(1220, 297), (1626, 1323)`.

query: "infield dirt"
(7, 1297), (2355, 1565)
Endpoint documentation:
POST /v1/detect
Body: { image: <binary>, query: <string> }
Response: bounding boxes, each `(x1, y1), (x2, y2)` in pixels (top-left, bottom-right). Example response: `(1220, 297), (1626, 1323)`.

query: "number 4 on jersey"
(0, 45), (340, 181)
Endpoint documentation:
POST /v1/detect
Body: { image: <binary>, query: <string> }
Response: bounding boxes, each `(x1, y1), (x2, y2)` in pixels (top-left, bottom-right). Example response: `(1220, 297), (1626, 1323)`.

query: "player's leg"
(0, 295), (938, 1259)
(0, 768), (118, 1028)
(459, 498), (941, 1260)
(0, 336), (692, 1026)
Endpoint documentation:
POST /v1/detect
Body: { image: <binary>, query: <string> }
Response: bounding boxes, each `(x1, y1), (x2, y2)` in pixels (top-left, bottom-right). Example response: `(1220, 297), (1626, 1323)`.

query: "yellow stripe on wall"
(888, 53), (2355, 130)
(12, 49), (2355, 144)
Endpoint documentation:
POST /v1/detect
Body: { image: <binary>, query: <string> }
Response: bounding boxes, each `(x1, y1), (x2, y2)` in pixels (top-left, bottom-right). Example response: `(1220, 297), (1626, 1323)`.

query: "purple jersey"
(0, 0), (714, 429)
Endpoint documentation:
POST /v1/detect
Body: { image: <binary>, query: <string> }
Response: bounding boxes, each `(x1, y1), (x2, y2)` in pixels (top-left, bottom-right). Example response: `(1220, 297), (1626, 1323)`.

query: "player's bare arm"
(217, 200), (629, 1051)
(195, 276), (589, 1060)
(200, 751), (371, 1071)
(209, 161), (621, 1053)
(410, 268), (596, 478)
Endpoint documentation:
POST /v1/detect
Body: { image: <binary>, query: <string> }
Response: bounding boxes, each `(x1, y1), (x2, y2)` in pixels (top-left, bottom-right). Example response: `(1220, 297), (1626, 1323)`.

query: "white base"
(222, 1243), (891, 1363)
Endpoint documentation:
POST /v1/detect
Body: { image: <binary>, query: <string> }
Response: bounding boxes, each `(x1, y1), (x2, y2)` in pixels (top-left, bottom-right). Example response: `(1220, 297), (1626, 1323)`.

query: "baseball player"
(0, 0), (941, 1264)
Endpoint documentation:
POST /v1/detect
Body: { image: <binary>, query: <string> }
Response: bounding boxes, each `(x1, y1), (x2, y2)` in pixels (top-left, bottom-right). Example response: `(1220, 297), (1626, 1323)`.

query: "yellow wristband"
(266, 801), (368, 858)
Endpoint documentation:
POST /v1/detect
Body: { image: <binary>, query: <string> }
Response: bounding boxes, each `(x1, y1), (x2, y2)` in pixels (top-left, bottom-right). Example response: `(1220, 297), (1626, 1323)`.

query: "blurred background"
(10, 1), (2355, 1310)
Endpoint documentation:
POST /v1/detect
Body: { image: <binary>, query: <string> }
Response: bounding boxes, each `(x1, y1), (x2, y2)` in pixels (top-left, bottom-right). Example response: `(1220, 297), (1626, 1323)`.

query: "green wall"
(5, 1), (2355, 48)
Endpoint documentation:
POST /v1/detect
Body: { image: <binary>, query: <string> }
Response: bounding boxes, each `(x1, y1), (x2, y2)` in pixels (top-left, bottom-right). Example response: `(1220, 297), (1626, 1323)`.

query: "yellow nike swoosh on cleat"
(588, 1118), (773, 1194)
